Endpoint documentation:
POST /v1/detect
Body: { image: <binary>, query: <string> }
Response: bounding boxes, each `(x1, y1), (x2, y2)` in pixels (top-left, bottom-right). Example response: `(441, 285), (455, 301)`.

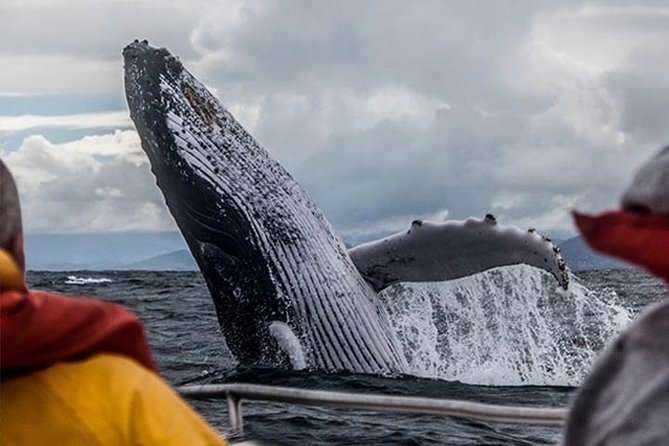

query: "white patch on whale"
(269, 321), (307, 370)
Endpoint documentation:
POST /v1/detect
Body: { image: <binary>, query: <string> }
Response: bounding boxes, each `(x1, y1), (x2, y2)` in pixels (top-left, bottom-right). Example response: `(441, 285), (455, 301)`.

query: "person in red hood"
(563, 146), (669, 446)
(573, 145), (669, 283)
(0, 159), (228, 445)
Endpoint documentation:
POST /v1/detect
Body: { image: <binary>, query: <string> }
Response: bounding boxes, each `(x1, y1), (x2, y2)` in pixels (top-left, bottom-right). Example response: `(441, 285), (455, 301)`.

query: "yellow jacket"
(1, 353), (228, 445)
(1, 248), (228, 445)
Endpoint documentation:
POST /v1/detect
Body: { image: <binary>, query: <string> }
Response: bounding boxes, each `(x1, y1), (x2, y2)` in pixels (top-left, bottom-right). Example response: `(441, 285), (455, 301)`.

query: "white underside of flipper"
(348, 215), (569, 291)
(269, 321), (307, 370)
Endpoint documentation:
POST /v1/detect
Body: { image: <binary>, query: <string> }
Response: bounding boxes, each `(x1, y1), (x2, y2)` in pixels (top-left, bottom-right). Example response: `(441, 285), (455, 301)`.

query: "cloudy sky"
(1, 0), (668, 241)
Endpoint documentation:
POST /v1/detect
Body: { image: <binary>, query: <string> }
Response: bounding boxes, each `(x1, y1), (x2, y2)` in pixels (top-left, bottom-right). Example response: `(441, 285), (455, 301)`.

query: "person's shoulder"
(33, 352), (155, 404)
(77, 352), (147, 369)
(6, 352), (228, 445)
(1, 353), (155, 444)
(76, 355), (230, 445)
(49, 352), (152, 386)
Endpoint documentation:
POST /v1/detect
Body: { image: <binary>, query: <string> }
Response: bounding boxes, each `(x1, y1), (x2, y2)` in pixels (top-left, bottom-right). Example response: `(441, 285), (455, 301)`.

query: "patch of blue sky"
(93, 154), (116, 163)
(0, 93), (126, 116)
(0, 127), (122, 152)
(0, 94), (131, 151)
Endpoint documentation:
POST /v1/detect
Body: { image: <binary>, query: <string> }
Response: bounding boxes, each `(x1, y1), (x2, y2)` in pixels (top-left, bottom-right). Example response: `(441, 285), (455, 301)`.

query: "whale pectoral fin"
(268, 321), (306, 370)
(348, 215), (570, 291)
(196, 240), (242, 277)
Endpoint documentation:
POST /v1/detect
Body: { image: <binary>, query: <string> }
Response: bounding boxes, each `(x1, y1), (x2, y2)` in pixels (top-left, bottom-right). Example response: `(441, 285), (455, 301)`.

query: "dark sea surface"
(27, 269), (667, 445)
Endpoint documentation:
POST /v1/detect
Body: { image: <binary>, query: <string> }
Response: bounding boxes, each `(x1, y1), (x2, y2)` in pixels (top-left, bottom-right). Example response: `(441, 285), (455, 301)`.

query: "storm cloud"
(1, 0), (667, 240)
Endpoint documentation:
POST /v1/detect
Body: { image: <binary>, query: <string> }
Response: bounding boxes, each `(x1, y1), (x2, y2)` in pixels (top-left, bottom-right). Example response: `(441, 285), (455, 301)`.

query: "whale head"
(124, 40), (292, 364)
(123, 41), (408, 373)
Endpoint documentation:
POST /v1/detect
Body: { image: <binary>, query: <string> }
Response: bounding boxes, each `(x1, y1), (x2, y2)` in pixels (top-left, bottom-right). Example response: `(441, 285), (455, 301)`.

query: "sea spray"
(381, 264), (631, 386)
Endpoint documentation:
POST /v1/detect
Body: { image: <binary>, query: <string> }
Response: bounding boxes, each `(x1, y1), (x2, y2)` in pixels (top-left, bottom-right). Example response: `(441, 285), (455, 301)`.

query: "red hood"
(1, 290), (157, 374)
(573, 210), (669, 282)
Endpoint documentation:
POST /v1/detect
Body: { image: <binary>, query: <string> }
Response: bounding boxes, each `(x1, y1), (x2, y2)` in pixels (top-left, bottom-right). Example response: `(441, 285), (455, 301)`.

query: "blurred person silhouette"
(563, 146), (669, 445)
(0, 159), (228, 445)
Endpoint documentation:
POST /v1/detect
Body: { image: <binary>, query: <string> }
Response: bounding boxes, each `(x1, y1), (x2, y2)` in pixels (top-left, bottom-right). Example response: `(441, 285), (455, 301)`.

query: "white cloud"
(1, 131), (174, 233)
(533, 5), (669, 72)
(492, 192), (529, 211)
(2, 0), (668, 239)
(0, 54), (121, 95)
(0, 0), (208, 94)
(0, 112), (132, 132)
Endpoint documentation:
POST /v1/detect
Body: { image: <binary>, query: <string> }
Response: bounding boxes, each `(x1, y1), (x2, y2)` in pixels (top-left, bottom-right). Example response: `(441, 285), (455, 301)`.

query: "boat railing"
(177, 383), (567, 436)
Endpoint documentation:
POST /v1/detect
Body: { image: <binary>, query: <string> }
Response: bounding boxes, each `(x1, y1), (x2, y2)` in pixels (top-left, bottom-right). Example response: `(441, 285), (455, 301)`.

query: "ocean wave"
(64, 276), (113, 285)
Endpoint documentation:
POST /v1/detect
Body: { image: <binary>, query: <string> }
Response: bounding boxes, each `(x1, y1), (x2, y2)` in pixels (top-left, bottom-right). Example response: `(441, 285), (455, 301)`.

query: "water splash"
(381, 265), (632, 386)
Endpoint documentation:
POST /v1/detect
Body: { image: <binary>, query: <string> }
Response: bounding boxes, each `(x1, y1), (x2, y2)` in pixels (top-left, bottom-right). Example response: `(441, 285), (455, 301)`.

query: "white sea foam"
(382, 265), (632, 386)
(64, 276), (113, 285)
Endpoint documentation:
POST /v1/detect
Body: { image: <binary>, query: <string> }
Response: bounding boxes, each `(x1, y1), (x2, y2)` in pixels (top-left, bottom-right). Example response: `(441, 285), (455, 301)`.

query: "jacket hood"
(574, 210), (669, 282)
(574, 147), (669, 282)
(1, 249), (157, 374)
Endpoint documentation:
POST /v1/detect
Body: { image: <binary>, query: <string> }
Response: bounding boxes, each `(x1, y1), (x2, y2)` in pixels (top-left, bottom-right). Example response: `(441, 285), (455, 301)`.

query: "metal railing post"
(227, 392), (244, 435)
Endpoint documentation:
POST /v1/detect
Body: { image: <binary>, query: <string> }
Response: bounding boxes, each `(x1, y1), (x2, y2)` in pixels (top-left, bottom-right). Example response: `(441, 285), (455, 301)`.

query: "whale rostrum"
(123, 41), (569, 374)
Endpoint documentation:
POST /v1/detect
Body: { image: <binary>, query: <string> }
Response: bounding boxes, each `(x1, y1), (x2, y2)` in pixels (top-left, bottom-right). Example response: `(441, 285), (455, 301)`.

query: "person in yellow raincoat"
(0, 159), (228, 445)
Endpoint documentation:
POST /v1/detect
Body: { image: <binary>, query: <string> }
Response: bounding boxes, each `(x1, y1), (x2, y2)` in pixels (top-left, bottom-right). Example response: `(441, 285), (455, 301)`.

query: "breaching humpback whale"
(123, 40), (569, 374)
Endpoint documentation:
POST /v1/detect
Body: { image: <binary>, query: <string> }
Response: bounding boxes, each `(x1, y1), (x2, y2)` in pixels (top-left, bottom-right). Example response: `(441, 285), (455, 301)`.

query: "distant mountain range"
(25, 232), (195, 271)
(25, 232), (627, 272)
(124, 249), (197, 271)
(558, 236), (628, 271)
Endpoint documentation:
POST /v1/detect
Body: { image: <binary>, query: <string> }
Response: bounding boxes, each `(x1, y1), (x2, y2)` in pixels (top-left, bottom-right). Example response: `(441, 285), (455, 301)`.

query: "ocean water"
(27, 267), (666, 445)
